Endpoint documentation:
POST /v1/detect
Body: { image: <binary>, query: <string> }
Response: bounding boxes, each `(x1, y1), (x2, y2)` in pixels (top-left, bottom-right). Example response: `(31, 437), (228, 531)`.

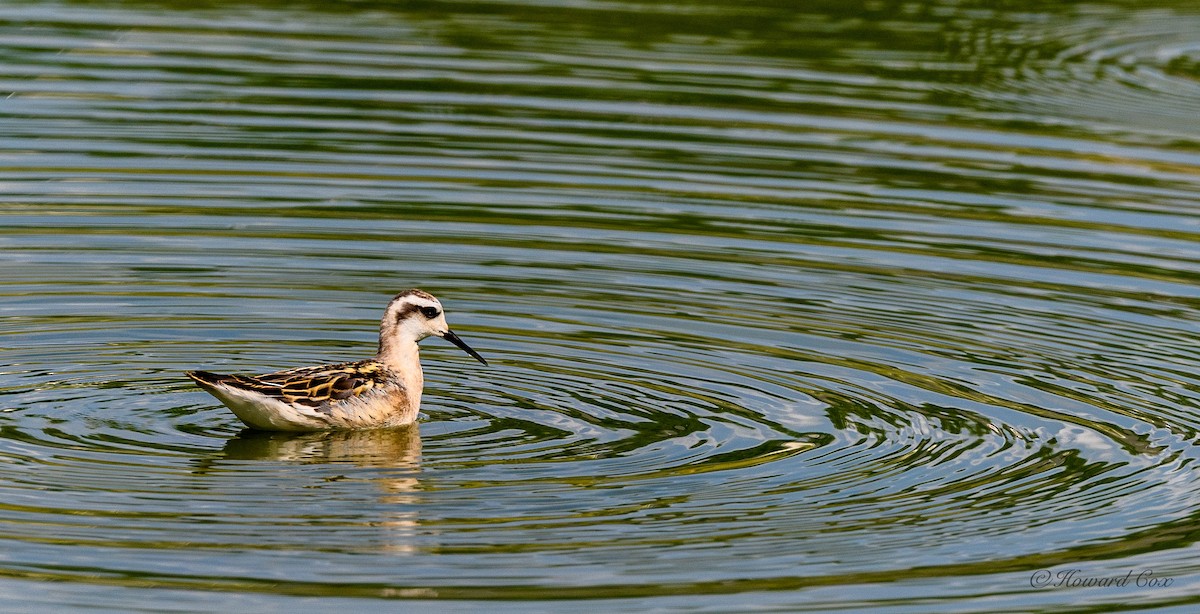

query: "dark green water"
(3, 0), (1200, 611)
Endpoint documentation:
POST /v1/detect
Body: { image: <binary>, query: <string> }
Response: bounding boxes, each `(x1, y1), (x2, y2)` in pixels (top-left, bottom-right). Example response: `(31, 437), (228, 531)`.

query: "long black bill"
(441, 330), (488, 366)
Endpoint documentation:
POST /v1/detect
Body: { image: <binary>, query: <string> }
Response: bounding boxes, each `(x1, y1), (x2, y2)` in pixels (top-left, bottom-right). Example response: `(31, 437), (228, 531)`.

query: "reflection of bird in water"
(220, 424), (423, 467)
(220, 425), (426, 555)
(187, 289), (487, 431)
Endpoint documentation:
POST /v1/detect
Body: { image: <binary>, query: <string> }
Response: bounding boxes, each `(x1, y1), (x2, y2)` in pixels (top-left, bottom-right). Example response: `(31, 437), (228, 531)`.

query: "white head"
(378, 289), (487, 365)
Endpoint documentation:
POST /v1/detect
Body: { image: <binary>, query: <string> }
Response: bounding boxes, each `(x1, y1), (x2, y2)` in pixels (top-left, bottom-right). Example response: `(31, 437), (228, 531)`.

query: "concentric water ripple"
(3, 0), (1200, 610)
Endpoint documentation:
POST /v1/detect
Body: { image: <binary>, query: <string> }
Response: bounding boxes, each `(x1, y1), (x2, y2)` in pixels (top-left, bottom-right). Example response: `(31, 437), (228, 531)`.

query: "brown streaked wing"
(250, 361), (388, 408)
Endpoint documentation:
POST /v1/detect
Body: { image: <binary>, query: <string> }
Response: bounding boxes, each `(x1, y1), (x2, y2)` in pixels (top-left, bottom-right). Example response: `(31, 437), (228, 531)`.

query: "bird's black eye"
(421, 306), (440, 319)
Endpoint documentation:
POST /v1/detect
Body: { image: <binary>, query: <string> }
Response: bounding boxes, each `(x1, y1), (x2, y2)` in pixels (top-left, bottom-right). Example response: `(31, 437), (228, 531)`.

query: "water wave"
(2, 0), (1199, 609)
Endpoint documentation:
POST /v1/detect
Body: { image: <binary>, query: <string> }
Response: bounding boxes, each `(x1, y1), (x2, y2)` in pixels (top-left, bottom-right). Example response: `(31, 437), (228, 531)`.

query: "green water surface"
(2, 0), (1200, 611)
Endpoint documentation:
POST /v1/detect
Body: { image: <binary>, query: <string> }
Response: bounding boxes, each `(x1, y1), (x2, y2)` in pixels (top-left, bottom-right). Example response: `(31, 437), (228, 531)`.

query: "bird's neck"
(377, 336), (424, 410)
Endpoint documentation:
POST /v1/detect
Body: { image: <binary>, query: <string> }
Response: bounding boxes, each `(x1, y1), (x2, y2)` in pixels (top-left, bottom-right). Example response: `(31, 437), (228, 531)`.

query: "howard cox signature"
(1030, 568), (1174, 589)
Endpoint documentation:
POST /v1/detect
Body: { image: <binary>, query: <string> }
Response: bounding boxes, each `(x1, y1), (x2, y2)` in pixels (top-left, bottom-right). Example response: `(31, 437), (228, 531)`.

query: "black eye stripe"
(394, 303), (418, 322)
(393, 303), (442, 322)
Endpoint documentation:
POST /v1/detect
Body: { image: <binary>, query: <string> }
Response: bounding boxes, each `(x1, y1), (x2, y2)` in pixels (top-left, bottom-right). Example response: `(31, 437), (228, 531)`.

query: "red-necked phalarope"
(187, 289), (487, 431)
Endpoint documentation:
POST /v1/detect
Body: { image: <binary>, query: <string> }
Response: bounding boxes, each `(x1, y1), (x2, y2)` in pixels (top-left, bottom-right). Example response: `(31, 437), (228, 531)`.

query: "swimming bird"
(187, 289), (487, 431)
